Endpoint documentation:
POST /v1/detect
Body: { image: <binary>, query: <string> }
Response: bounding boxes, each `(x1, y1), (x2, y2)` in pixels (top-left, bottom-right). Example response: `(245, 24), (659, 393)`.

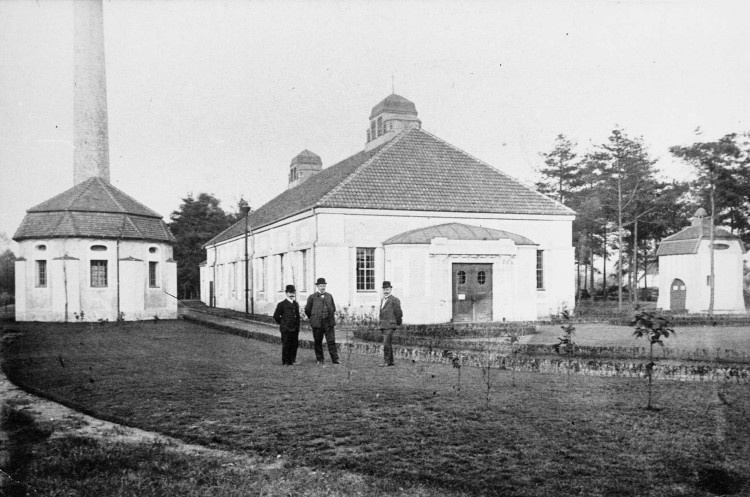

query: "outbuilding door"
(670, 278), (686, 312)
(452, 263), (493, 322)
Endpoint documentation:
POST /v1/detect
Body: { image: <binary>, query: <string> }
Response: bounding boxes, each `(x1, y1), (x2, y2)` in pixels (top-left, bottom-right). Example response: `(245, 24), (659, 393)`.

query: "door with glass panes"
(452, 263), (493, 322)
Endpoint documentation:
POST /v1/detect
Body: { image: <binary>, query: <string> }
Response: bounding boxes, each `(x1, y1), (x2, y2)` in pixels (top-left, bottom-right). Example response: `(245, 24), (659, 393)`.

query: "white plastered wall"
(14, 238), (176, 321)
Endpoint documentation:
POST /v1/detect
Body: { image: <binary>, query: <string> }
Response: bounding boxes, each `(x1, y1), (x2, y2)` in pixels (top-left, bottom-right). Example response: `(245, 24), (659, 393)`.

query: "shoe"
(387, 363), (396, 367)
(317, 361), (325, 365)
(378, 363), (388, 367)
(332, 361), (341, 365)
(290, 362), (298, 366)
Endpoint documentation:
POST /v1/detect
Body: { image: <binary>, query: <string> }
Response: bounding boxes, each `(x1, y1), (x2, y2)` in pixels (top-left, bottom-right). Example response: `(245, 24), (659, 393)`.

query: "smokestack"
(73, 0), (110, 185)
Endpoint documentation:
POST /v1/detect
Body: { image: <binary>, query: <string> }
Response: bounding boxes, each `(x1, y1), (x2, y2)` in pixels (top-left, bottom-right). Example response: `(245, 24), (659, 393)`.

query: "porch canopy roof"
(383, 222), (537, 245)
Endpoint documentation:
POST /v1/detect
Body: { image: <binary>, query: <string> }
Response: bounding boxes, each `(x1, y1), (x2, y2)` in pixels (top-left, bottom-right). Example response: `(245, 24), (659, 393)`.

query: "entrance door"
(452, 263), (493, 322)
(209, 281), (215, 307)
(670, 278), (686, 312)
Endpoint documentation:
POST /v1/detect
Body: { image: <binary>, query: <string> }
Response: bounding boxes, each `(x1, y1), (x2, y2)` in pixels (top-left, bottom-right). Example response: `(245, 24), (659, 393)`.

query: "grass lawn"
(533, 322), (750, 351)
(2, 320), (750, 496)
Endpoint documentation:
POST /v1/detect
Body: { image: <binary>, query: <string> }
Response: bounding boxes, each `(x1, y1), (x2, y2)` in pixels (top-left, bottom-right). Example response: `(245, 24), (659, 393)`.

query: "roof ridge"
(50, 211), (70, 236)
(124, 214), (142, 238)
(416, 128), (576, 216)
(318, 129), (414, 206)
(100, 178), (127, 213)
(102, 180), (163, 218)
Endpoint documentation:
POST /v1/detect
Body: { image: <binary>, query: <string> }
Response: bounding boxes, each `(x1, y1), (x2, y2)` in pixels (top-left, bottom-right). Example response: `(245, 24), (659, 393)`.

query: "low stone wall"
(184, 315), (750, 384)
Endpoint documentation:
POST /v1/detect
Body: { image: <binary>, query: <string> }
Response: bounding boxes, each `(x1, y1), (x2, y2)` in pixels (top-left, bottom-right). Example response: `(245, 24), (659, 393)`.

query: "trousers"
(312, 321), (339, 363)
(281, 331), (299, 365)
(381, 328), (395, 365)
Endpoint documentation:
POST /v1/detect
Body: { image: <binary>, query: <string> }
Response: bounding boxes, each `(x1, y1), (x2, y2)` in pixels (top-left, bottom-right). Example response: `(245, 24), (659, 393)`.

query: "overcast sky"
(1, 0), (749, 252)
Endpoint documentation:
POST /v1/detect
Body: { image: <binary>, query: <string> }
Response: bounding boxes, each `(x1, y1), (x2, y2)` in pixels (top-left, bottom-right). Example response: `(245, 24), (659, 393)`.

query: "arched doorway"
(670, 278), (686, 312)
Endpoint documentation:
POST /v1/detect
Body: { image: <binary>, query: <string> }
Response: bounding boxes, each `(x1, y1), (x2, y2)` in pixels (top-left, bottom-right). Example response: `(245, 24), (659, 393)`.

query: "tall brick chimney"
(73, 0), (110, 185)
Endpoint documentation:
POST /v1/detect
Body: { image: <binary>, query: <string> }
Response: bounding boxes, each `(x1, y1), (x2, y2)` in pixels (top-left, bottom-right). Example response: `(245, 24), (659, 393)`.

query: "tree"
(585, 128), (660, 310)
(0, 248), (15, 298)
(168, 193), (235, 300)
(632, 310), (674, 410)
(670, 134), (745, 315)
(535, 134), (583, 204)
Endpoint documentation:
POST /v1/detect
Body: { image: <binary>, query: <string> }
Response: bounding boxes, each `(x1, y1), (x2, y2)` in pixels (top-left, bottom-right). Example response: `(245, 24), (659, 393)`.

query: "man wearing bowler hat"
(378, 281), (403, 367)
(273, 284), (300, 366)
(304, 277), (340, 365)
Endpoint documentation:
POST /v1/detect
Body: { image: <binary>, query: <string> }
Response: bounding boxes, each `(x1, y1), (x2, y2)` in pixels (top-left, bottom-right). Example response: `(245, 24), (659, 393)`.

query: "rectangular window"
(377, 117), (383, 136)
(90, 260), (108, 287)
(259, 257), (266, 292)
(279, 253), (285, 290)
(356, 248), (375, 291)
(149, 261), (158, 288)
(536, 250), (544, 290)
(301, 249), (308, 292)
(36, 260), (47, 287)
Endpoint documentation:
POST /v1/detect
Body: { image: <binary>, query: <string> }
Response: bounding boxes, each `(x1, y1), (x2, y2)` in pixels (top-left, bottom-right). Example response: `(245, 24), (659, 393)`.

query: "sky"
(1, 0), (749, 254)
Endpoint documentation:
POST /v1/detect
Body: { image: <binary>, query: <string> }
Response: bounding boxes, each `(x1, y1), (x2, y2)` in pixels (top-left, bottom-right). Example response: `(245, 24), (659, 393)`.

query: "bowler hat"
(285, 284), (296, 293)
(382, 281), (392, 289)
(316, 277), (327, 285)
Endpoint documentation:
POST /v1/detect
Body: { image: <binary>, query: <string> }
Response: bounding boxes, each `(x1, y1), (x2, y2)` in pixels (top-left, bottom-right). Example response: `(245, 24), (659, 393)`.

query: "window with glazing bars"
(36, 260), (47, 287)
(149, 261), (158, 287)
(356, 248), (375, 291)
(536, 250), (544, 290)
(91, 260), (108, 287)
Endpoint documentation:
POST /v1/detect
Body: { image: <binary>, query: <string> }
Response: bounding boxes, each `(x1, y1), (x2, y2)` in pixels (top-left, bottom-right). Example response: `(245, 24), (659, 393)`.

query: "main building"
(201, 94), (575, 323)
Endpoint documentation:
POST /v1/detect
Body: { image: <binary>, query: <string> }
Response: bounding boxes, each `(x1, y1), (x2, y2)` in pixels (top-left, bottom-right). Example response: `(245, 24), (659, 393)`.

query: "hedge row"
(608, 315), (750, 327)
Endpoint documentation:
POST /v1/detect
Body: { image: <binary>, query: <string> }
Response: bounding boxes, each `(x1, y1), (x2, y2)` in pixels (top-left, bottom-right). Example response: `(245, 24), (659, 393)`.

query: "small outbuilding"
(656, 208), (747, 314)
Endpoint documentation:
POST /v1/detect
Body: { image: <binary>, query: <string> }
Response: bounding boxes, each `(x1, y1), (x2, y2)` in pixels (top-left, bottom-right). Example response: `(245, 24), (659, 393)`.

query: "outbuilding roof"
(205, 128), (573, 247)
(14, 177), (174, 243)
(656, 225), (744, 256)
(383, 223), (537, 245)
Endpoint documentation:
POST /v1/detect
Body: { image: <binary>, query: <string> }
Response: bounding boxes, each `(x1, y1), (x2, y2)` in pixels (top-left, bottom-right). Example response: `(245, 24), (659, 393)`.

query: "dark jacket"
(379, 295), (403, 330)
(273, 299), (300, 334)
(304, 291), (336, 328)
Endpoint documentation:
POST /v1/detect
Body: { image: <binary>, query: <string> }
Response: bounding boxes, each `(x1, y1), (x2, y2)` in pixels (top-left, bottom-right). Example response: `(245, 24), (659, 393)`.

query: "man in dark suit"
(273, 284), (300, 366)
(378, 281), (403, 367)
(304, 277), (340, 365)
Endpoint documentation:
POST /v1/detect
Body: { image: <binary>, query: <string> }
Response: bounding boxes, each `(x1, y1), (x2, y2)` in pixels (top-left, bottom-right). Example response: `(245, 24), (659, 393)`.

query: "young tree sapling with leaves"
(632, 310), (675, 410)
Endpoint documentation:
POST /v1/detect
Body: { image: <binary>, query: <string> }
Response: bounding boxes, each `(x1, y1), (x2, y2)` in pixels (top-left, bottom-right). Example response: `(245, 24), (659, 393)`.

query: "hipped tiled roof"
(656, 225), (744, 256)
(14, 177), (174, 243)
(383, 222), (537, 245)
(205, 128), (573, 247)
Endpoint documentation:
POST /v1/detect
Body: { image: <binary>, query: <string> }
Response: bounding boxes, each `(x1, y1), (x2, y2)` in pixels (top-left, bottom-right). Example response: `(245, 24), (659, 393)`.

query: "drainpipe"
(116, 238), (120, 319)
(312, 208), (319, 284)
(212, 246), (217, 307)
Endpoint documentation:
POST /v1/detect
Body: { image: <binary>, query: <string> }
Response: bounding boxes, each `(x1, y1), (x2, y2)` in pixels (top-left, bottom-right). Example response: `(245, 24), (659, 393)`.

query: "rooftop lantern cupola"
(288, 149), (323, 189)
(365, 93), (421, 152)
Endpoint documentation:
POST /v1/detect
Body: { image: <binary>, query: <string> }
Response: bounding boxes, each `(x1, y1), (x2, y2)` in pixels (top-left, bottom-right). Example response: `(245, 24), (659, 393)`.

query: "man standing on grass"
(378, 281), (403, 367)
(273, 284), (300, 366)
(304, 277), (340, 365)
